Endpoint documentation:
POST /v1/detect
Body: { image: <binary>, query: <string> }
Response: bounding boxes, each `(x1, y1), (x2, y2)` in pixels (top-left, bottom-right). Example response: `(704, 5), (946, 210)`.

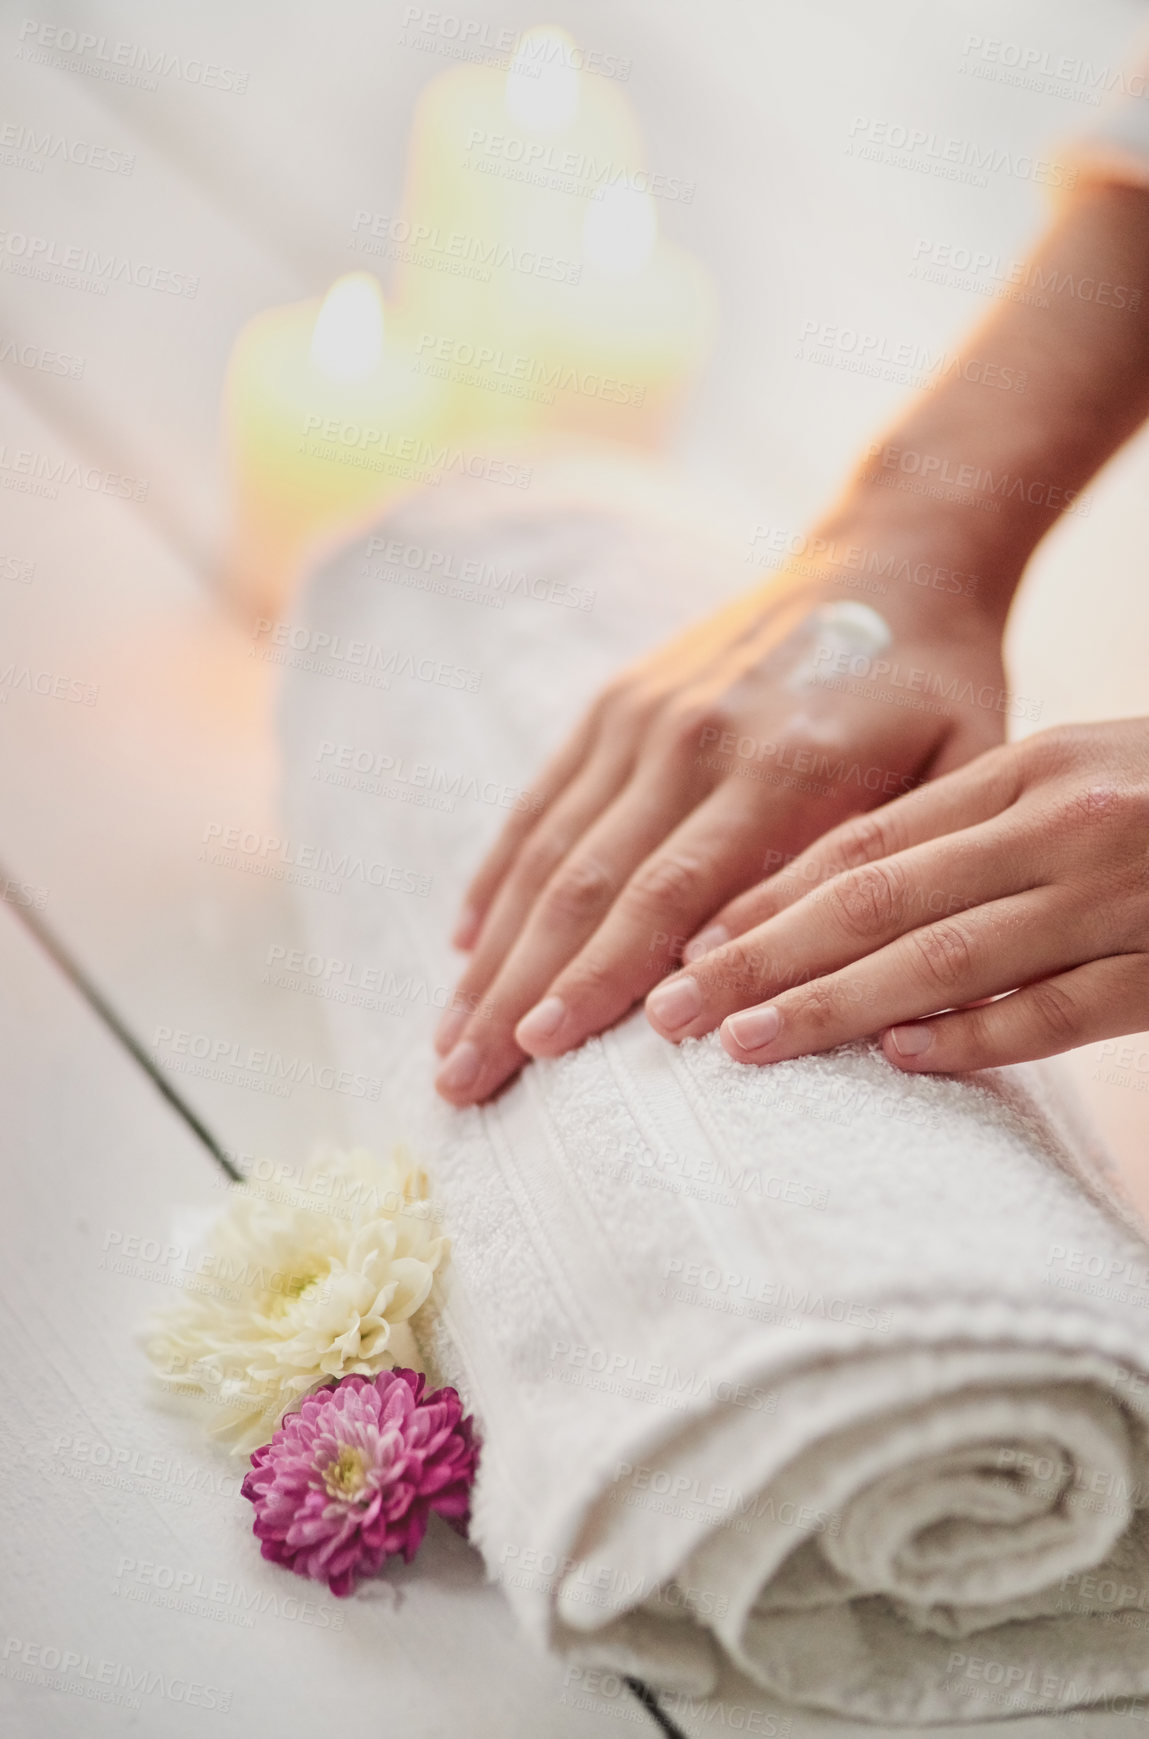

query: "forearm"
(820, 183), (1149, 626)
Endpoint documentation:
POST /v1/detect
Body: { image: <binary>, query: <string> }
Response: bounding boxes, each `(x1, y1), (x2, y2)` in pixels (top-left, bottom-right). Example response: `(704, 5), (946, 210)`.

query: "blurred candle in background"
(223, 272), (447, 621)
(224, 27), (715, 618)
(531, 179), (715, 445)
(395, 28), (712, 443)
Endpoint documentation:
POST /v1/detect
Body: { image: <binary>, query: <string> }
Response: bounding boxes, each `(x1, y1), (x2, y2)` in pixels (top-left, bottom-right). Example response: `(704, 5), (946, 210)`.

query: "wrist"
(846, 433), (1078, 572)
(794, 493), (1022, 639)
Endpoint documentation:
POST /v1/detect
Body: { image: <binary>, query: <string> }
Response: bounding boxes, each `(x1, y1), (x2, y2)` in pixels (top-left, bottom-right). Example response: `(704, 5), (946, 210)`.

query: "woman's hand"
(433, 516), (1015, 1105)
(431, 180), (1149, 1105)
(641, 719), (1149, 1073)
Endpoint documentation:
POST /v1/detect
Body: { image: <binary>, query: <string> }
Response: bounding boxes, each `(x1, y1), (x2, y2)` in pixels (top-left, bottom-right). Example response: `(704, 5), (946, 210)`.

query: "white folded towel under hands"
(279, 462), (1149, 1724)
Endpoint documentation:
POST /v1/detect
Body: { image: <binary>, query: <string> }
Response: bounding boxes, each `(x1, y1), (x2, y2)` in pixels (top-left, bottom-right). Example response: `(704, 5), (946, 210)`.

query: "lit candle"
(536, 182), (715, 445)
(390, 29), (646, 443)
(223, 271), (448, 621)
(391, 29), (712, 448)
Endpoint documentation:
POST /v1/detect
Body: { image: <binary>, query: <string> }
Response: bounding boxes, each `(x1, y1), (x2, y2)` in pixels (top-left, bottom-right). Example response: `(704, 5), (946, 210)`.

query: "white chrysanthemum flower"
(146, 1147), (445, 1455)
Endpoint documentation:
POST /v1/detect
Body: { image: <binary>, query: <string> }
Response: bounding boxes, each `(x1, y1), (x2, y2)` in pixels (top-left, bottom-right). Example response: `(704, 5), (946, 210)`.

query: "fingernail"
(646, 975), (701, 1032)
(725, 1005), (781, 1052)
(684, 925), (728, 963)
(889, 1023), (933, 1057)
(452, 905), (479, 950)
(435, 1040), (481, 1094)
(515, 996), (566, 1049)
(435, 1004), (468, 1055)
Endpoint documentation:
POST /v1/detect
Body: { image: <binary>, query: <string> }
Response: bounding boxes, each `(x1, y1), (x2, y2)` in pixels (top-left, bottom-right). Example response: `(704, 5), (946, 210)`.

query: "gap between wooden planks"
(0, 890), (691, 1739)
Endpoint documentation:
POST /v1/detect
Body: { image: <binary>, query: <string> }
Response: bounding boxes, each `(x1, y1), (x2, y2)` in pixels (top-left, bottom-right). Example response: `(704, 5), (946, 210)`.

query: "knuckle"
(1035, 779), (1139, 846)
(655, 699), (732, 760)
(626, 852), (704, 910)
(966, 739), (1027, 809)
(1028, 978), (1080, 1044)
(603, 674), (658, 727)
(696, 702), (736, 745)
(1015, 719), (1091, 782)
(1072, 780), (1149, 832)
(828, 810), (896, 873)
(516, 832), (564, 887)
(1017, 724), (1083, 777)
(561, 953), (618, 1007)
(909, 919), (977, 990)
(824, 859), (907, 939)
(465, 994), (501, 1036)
(943, 1021), (989, 1071)
(698, 937), (770, 1004)
(545, 855), (614, 922)
(791, 977), (845, 1034)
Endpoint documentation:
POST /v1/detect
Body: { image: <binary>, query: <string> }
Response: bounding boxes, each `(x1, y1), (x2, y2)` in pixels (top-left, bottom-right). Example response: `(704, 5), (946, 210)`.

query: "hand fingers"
(714, 888), (1083, 1067)
(435, 737), (640, 1054)
(450, 704), (605, 950)
(434, 767), (699, 1104)
(883, 954), (1149, 1072)
(685, 742), (1023, 961)
(512, 779), (814, 1060)
(648, 814), (1034, 1041)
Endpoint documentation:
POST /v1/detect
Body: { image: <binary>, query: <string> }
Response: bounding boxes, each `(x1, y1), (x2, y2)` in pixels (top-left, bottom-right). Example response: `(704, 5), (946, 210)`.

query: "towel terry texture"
(278, 459), (1149, 1724)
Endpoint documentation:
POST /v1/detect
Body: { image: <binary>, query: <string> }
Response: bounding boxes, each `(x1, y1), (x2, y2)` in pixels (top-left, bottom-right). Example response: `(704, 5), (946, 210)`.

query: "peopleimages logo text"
(0, 230), (198, 295)
(16, 19), (249, 92)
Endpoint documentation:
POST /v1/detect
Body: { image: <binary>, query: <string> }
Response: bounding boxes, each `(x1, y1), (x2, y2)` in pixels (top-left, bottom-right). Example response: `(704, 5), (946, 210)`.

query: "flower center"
(323, 1444), (370, 1500)
(265, 1267), (325, 1318)
(283, 1270), (321, 1300)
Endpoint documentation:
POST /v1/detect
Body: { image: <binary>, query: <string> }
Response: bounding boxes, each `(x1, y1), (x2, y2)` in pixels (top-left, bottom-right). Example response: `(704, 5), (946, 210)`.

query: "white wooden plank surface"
(0, 44), (303, 574)
(0, 894), (667, 1739)
(0, 370), (367, 1168)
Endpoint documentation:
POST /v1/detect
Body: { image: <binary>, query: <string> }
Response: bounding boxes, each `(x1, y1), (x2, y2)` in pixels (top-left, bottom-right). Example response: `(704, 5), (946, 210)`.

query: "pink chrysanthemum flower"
(241, 1370), (478, 1595)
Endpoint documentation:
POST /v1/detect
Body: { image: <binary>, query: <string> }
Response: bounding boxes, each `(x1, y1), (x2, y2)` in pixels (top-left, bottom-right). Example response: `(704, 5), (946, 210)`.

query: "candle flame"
(506, 26), (580, 132)
(582, 185), (657, 279)
(310, 273), (385, 382)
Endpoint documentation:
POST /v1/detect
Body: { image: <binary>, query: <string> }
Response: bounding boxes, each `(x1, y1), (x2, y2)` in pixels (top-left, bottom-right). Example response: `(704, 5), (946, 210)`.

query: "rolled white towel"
(277, 458), (1149, 1723)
